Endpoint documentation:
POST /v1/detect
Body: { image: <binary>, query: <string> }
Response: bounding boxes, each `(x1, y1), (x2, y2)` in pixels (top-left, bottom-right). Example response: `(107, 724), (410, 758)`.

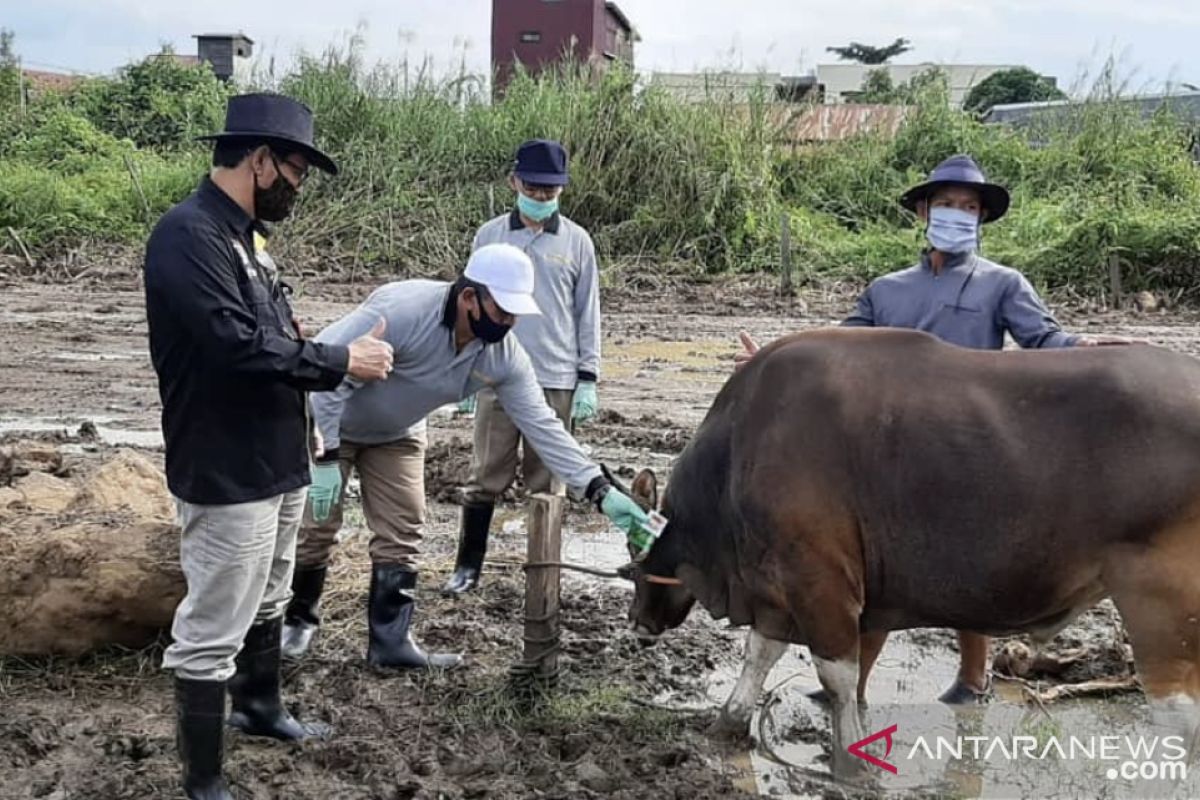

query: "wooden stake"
(523, 493), (563, 686)
(779, 212), (793, 297)
(1108, 254), (1123, 310)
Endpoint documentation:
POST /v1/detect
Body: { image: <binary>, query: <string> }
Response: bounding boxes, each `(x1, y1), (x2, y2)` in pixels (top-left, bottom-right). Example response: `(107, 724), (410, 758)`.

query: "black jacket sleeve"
(147, 219), (349, 390)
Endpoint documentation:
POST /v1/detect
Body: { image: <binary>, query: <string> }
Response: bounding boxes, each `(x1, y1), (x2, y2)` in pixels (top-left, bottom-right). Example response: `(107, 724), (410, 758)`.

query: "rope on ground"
(522, 560), (624, 579)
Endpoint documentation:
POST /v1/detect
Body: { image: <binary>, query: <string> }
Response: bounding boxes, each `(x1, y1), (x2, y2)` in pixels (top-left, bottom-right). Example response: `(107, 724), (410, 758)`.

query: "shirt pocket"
(243, 280), (291, 336)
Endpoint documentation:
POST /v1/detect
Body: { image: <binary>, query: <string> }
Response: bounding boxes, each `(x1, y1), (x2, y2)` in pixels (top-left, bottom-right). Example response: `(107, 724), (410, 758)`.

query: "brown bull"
(626, 327), (1200, 781)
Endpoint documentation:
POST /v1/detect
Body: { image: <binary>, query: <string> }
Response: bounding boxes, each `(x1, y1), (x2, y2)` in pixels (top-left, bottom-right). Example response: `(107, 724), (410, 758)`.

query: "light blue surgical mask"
(925, 206), (980, 254)
(517, 192), (559, 222)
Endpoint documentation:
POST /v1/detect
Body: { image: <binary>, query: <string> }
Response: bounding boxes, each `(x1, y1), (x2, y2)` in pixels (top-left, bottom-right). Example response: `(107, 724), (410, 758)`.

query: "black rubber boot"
(281, 566), (328, 659)
(369, 563), (463, 670)
(175, 677), (233, 800)
(226, 617), (331, 741)
(441, 502), (494, 596)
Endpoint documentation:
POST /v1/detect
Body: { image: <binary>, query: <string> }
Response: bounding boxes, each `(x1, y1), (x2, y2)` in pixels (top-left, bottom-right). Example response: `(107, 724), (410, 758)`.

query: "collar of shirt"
(508, 207), (561, 235)
(920, 249), (975, 273)
(440, 284), (457, 329)
(197, 176), (256, 238)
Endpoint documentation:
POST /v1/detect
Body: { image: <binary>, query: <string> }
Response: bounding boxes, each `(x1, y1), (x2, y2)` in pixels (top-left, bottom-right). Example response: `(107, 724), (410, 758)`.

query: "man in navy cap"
(441, 138), (603, 596)
(735, 154), (1136, 707)
(144, 93), (394, 800)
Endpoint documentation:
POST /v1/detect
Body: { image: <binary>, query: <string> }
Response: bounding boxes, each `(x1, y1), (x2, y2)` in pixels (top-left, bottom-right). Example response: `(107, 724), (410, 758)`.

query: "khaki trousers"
(295, 434), (426, 568)
(463, 388), (574, 505)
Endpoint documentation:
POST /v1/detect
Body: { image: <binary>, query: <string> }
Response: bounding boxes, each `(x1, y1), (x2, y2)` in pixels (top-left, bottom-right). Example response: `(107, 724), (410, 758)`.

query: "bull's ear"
(631, 469), (658, 509)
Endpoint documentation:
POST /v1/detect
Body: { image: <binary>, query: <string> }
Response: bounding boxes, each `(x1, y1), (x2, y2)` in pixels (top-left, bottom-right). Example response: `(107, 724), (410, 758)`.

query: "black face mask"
(254, 171), (298, 222)
(469, 296), (512, 344)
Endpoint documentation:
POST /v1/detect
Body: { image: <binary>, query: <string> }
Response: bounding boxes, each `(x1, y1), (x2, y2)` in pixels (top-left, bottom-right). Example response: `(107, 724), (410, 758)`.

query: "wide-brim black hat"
(198, 92), (339, 176)
(899, 154), (1009, 223)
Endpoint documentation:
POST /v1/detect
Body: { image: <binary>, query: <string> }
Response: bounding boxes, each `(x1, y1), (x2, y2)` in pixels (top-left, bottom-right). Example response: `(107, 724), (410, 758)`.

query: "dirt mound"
(424, 436), (474, 503)
(70, 448), (174, 519)
(0, 447), (183, 656)
(424, 435), (521, 504)
(8, 471), (76, 513)
(590, 409), (692, 454)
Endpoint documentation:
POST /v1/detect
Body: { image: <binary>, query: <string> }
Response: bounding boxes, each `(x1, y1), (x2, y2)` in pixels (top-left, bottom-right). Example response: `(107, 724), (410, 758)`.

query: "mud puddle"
(50, 348), (146, 363)
(0, 415), (162, 449)
(674, 602), (1150, 799)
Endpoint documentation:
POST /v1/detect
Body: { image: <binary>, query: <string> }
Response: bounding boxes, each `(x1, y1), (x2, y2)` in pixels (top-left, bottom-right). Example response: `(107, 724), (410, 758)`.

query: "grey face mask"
(926, 206), (980, 254)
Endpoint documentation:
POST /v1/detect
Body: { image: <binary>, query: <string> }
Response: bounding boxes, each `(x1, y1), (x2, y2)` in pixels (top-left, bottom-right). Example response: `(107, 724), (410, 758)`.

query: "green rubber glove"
(309, 462), (343, 523)
(601, 487), (649, 537)
(571, 381), (598, 425)
(457, 394), (477, 416)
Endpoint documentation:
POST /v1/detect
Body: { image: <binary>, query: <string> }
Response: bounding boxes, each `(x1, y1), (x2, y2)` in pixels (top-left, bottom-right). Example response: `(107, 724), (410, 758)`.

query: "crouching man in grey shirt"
(281, 243), (649, 668)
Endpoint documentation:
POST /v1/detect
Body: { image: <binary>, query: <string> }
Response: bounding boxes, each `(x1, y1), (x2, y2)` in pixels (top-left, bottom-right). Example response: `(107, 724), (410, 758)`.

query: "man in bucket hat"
(443, 138), (602, 597)
(280, 243), (648, 668)
(144, 93), (395, 800)
(735, 153), (1137, 707)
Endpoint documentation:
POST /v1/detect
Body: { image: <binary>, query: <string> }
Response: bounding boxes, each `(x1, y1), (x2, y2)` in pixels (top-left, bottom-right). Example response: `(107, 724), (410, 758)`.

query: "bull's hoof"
(806, 688), (868, 707)
(831, 752), (876, 789)
(938, 678), (993, 705)
(708, 712), (752, 742)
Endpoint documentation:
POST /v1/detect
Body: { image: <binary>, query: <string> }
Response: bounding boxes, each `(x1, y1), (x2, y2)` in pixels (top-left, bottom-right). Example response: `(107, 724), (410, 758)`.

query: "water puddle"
(676, 630), (1171, 799)
(51, 349), (145, 363)
(0, 415), (162, 449)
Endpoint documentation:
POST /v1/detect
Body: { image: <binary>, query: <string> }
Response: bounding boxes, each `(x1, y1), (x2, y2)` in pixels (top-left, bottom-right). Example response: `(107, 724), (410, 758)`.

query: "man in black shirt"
(143, 93), (393, 800)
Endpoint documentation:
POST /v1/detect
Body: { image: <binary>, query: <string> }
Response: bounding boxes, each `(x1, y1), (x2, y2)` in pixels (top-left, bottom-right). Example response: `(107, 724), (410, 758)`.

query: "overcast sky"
(8, 0), (1200, 95)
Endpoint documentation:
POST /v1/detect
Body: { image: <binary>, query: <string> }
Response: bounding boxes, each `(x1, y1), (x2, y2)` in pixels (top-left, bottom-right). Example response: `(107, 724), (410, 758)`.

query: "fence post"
(779, 212), (793, 297)
(512, 493), (563, 699)
(1108, 254), (1123, 310)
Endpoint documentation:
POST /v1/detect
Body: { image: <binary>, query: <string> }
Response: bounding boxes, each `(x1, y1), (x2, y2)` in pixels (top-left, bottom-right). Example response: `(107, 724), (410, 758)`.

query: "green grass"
(2, 41), (1199, 298)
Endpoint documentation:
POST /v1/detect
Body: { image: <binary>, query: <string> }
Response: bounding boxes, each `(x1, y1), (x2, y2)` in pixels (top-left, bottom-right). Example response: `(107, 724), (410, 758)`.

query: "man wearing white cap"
(282, 243), (649, 668)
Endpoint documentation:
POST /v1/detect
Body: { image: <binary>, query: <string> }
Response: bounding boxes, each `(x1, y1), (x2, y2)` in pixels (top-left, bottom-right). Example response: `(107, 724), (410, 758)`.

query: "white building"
(817, 62), (1035, 107)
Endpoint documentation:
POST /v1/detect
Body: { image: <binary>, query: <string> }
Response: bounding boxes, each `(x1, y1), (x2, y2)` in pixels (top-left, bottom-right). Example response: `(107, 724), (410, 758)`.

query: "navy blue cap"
(513, 139), (569, 186)
(899, 154), (1009, 223)
(198, 93), (339, 175)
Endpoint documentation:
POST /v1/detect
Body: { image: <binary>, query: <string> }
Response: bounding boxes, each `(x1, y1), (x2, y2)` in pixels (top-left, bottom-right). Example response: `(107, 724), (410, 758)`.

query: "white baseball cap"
(463, 243), (541, 316)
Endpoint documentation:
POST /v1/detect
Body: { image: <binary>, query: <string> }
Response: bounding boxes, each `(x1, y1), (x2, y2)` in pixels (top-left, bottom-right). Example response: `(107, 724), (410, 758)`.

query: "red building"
(491, 0), (637, 94)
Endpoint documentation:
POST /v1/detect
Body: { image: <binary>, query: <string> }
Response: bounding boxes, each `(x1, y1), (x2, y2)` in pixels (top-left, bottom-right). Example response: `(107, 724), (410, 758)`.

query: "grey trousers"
(161, 488), (306, 681)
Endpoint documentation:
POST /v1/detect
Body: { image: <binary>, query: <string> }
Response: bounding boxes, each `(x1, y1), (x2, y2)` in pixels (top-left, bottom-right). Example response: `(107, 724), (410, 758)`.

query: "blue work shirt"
(842, 251), (1078, 349)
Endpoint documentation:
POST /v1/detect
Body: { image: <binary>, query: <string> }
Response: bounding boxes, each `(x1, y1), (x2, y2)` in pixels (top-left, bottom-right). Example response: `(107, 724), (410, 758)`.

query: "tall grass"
(1, 39), (1199, 298)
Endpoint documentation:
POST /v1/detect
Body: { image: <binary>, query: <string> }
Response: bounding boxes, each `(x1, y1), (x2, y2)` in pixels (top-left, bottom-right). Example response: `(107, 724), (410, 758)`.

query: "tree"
(70, 56), (229, 148)
(849, 66), (948, 106)
(856, 69), (901, 103)
(826, 38), (912, 65)
(963, 67), (1066, 115)
(0, 28), (15, 66)
(0, 28), (19, 110)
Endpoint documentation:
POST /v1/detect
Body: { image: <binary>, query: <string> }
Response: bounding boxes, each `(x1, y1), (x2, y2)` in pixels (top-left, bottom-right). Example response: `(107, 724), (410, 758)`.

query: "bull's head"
(603, 465), (696, 645)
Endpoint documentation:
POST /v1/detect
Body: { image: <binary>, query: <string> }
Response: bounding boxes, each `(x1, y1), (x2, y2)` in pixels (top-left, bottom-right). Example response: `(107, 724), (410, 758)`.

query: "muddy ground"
(0, 269), (1194, 800)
